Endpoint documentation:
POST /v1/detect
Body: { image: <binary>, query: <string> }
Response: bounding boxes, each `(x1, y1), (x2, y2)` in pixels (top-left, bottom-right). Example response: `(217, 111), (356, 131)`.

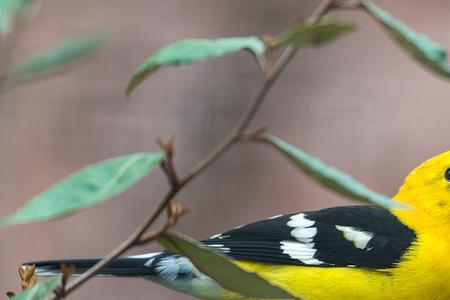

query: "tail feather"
(22, 252), (223, 299)
(23, 253), (161, 277)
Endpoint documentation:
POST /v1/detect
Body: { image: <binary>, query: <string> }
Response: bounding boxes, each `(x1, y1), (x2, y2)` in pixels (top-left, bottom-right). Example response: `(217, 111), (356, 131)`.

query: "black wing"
(201, 205), (416, 269)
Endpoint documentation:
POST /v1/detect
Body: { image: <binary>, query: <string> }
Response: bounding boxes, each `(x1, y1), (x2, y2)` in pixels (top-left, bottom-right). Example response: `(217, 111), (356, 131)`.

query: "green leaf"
(265, 135), (404, 209)
(6, 34), (107, 86)
(0, 0), (36, 35)
(9, 277), (60, 300)
(126, 37), (266, 96)
(0, 152), (164, 227)
(362, 0), (450, 78)
(274, 18), (356, 47)
(159, 232), (296, 299)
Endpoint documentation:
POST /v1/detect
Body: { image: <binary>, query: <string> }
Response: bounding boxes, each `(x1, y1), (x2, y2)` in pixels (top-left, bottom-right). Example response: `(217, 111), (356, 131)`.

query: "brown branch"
(137, 202), (187, 245)
(239, 126), (269, 141)
(51, 1), (334, 298)
(54, 264), (76, 298)
(156, 137), (179, 187)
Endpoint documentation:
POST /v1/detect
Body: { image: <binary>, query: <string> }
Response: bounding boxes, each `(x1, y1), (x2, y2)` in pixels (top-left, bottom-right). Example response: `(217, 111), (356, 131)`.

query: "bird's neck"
(392, 190), (450, 233)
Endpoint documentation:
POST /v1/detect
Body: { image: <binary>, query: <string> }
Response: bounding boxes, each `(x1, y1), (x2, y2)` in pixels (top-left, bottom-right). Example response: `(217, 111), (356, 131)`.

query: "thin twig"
(54, 264), (76, 298)
(137, 202), (187, 244)
(55, 187), (179, 298)
(239, 126), (269, 141)
(250, 52), (266, 75)
(156, 137), (179, 186)
(52, 1), (333, 298)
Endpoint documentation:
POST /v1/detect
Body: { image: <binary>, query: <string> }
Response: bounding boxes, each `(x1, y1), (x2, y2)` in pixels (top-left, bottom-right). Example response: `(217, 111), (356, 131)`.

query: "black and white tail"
(22, 252), (222, 299)
(22, 252), (178, 277)
(24, 253), (164, 278)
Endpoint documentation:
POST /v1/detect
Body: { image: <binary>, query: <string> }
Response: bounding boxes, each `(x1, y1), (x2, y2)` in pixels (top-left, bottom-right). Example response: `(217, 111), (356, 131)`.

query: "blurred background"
(1, 0), (450, 299)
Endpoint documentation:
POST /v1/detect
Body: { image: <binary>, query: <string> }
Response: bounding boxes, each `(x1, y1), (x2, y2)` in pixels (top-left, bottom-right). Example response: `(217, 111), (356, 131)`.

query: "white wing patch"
(205, 244), (231, 253)
(280, 241), (323, 265)
(287, 213), (315, 228)
(153, 256), (195, 281)
(268, 214), (283, 219)
(283, 213), (324, 265)
(208, 234), (230, 240)
(290, 227), (317, 243)
(129, 252), (162, 259)
(127, 252), (161, 267)
(335, 225), (373, 250)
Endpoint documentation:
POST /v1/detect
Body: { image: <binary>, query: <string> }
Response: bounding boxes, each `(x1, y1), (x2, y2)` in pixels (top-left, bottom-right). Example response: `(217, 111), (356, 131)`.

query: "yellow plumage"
(214, 151), (450, 300)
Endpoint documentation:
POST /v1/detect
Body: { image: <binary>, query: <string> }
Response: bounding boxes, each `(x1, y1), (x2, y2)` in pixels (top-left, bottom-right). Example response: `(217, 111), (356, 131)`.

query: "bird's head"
(394, 151), (450, 221)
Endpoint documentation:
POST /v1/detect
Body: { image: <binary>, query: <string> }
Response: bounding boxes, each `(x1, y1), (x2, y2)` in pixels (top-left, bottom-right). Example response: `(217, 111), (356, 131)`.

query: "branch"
(156, 136), (179, 186)
(137, 202), (188, 245)
(51, 1), (334, 298)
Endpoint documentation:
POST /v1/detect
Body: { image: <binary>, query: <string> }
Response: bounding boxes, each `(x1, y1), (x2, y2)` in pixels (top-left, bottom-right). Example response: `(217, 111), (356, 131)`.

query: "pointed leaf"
(6, 34), (107, 86)
(265, 135), (404, 209)
(126, 37), (266, 96)
(362, 0), (450, 78)
(0, 152), (164, 226)
(274, 18), (356, 47)
(159, 232), (296, 299)
(9, 277), (60, 300)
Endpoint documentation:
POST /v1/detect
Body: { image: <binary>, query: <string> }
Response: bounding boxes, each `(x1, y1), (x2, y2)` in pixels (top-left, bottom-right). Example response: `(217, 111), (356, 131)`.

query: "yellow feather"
(208, 151), (450, 299)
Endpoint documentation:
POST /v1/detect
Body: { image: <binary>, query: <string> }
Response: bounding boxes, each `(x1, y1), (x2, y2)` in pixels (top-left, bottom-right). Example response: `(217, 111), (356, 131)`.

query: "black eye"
(445, 168), (450, 181)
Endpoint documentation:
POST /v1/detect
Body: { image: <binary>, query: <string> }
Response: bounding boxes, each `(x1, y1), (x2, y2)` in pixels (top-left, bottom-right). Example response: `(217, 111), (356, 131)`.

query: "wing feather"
(201, 205), (416, 269)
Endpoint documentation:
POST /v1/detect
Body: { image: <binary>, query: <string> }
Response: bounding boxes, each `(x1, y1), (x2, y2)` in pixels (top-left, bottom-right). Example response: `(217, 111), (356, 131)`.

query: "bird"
(24, 151), (450, 299)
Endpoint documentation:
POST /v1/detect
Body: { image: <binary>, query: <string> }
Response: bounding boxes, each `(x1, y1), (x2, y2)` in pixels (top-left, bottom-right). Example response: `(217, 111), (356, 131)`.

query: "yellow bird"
(27, 151), (450, 299)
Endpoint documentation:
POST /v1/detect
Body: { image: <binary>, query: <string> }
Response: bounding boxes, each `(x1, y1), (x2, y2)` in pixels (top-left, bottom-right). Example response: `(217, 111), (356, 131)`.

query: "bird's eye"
(445, 168), (450, 181)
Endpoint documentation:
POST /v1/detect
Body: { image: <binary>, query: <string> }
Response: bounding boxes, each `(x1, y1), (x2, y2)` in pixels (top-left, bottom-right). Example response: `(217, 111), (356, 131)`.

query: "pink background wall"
(1, 0), (450, 299)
